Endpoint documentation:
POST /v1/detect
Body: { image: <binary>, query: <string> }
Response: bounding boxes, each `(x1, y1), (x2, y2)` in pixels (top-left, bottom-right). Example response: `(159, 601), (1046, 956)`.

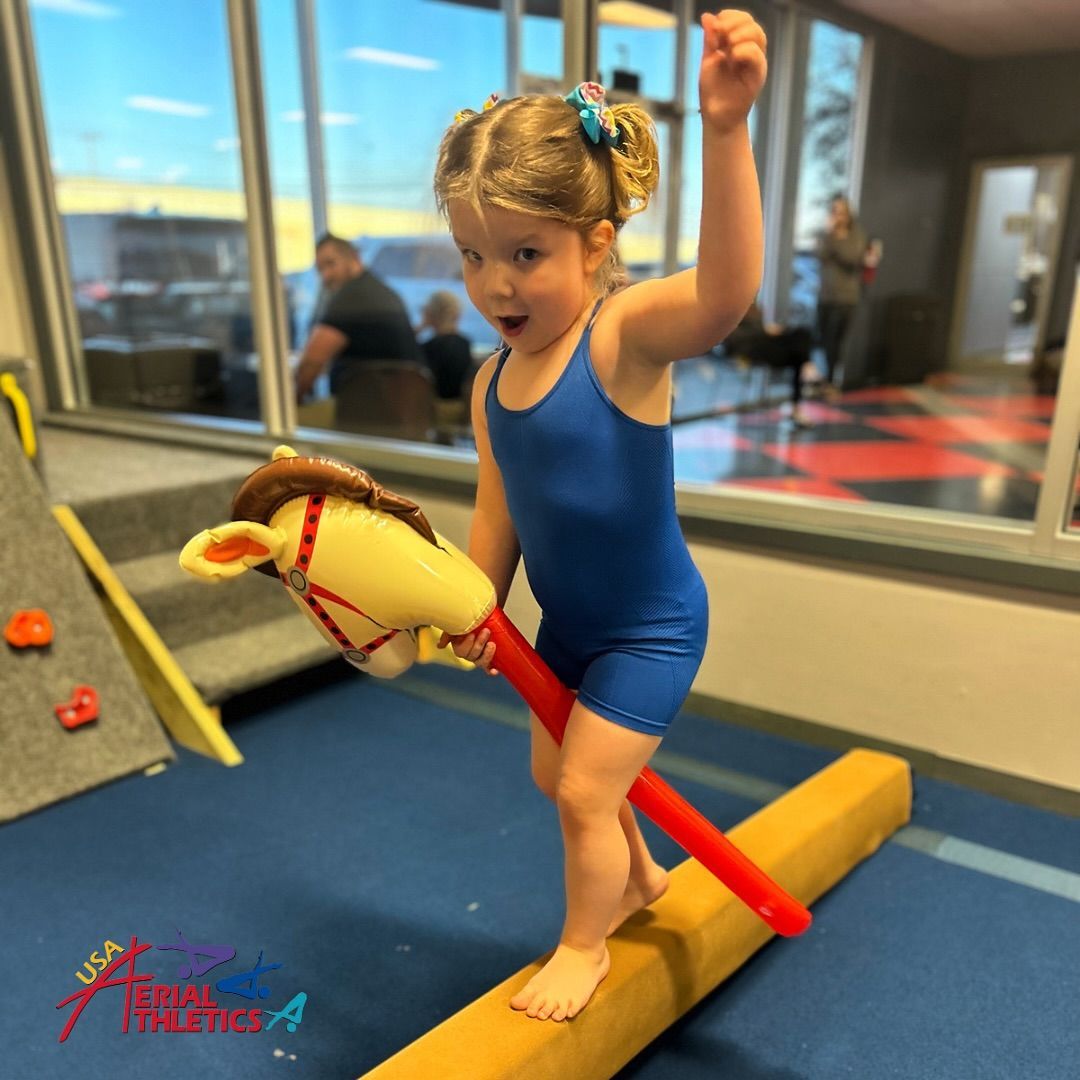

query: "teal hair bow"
(564, 82), (620, 148)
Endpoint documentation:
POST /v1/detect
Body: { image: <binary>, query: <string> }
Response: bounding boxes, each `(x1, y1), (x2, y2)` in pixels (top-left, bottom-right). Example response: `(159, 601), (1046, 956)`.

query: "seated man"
(294, 234), (421, 404)
(725, 301), (815, 428)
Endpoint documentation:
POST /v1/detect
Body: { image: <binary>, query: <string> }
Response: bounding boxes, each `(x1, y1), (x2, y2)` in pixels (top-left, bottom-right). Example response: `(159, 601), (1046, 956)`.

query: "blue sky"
(30, 0), (858, 251)
(32, 0), (683, 208)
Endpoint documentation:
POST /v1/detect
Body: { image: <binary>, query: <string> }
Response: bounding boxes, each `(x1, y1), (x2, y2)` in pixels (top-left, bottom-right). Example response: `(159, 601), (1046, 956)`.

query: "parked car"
(63, 212), (251, 345)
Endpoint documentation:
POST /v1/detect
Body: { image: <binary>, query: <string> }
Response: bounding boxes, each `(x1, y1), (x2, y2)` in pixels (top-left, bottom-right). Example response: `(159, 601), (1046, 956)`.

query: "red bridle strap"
(278, 493), (401, 658)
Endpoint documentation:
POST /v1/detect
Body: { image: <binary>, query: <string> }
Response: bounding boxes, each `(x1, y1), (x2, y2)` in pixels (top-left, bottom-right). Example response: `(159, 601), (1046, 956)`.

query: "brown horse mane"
(231, 456), (438, 576)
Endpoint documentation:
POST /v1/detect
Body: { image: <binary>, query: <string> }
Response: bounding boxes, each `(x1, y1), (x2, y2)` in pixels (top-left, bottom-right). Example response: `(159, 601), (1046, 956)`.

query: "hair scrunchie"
(564, 82), (620, 148)
(454, 92), (499, 125)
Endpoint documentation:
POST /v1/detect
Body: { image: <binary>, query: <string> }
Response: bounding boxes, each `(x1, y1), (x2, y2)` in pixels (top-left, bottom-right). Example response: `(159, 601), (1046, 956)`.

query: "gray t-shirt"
(816, 226), (867, 306)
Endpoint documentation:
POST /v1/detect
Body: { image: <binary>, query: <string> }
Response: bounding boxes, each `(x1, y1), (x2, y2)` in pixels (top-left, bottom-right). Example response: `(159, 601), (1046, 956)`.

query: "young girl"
(437, 9), (767, 1023)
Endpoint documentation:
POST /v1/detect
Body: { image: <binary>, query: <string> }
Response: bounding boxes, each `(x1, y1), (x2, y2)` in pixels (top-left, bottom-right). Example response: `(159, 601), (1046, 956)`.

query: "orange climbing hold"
(55, 685), (100, 729)
(4, 608), (54, 648)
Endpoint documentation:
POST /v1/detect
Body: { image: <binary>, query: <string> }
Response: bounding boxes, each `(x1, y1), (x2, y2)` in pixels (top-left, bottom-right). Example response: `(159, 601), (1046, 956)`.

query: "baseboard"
(685, 691), (1080, 818)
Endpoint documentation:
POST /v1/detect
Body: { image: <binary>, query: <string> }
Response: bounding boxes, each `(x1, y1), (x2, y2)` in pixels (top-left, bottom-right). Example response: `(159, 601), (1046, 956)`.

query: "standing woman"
(815, 194), (867, 394)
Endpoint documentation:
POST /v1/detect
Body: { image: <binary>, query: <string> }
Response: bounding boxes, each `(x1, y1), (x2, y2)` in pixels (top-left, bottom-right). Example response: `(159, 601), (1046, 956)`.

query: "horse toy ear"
(180, 521), (287, 581)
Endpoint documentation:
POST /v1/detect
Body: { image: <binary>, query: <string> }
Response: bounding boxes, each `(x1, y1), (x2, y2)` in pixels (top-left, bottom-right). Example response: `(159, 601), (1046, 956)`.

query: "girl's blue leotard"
(485, 304), (708, 736)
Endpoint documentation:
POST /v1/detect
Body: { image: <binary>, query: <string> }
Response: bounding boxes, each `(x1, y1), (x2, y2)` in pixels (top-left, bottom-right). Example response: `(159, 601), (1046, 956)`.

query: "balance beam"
(360, 748), (911, 1080)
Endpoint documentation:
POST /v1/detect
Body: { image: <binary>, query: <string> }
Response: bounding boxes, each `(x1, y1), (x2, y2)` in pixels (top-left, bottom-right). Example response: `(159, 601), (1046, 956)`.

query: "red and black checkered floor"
(671, 375), (1071, 522)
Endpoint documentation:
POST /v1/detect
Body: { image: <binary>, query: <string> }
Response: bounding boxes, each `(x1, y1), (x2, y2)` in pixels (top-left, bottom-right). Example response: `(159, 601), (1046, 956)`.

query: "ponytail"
(608, 103), (660, 223)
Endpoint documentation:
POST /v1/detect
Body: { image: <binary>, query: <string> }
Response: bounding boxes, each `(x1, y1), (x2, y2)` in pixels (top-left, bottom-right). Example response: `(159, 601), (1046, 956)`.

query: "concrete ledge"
(361, 748), (911, 1080)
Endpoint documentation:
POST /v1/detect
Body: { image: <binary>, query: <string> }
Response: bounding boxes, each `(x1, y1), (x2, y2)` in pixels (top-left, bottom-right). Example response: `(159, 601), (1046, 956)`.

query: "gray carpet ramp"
(63, 456), (329, 707)
(112, 550), (290, 651)
(0, 421), (174, 823)
(70, 475), (251, 563)
(172, 617), (336, 704)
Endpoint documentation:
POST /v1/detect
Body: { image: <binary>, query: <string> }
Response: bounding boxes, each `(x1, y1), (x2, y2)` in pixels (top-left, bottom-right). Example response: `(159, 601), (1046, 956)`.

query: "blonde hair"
(423, 289), (461, 330)
(434, 94), (660, 293)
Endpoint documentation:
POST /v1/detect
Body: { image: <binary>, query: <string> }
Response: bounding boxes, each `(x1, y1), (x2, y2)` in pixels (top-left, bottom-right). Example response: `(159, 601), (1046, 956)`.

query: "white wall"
(401, 490), (1080, 794)
(691, 542), (1080, 793)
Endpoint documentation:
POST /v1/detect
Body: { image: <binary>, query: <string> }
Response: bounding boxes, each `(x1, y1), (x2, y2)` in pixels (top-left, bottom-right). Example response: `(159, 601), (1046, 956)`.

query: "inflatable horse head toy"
(179, 445), (494, 679)
(180, 446), (812, 939)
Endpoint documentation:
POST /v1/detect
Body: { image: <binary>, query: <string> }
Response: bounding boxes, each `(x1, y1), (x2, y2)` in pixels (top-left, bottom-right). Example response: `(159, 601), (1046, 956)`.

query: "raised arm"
(609, 9), (767, 366)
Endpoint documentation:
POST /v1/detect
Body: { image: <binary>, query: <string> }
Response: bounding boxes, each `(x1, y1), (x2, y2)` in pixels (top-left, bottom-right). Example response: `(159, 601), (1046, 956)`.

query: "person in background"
(815, 194), (868, 396)
(726, 301), (815, 427)
(294, 234), (420, 404)
(417, 290), (474, 400)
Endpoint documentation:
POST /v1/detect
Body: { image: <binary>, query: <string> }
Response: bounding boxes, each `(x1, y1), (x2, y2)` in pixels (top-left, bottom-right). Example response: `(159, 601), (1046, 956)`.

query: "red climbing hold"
(4, 608), (54, 648)
(55, 685), (99, 729)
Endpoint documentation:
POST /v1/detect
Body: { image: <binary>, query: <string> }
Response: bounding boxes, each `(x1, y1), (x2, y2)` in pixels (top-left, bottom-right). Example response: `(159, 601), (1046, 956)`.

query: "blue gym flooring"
(3, 661), (1078, 1079)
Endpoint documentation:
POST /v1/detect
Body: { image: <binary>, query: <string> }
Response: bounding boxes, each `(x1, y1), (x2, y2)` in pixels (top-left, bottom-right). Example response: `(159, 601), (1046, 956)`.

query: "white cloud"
(31, 0), (120, 18)
(343, 46), (439, 71)
(161, 164), (189, 183)
(115, 156), (143, 170)
(126, 95), (210, 118)
(281, 110), (359, 126)
(213, 136), (241, 152)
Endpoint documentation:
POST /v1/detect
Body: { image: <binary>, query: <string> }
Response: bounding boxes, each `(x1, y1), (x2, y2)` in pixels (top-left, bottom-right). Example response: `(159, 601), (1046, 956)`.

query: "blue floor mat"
(4, 674), (758, 1078)
(618, 843), (1080, 1080)
(402, 662), (1080, 872)
(4, 668), (1077, 1079)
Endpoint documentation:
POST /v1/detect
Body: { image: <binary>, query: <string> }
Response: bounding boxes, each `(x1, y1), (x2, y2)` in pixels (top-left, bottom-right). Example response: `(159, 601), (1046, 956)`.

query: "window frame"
(4, 0), (1079, 588)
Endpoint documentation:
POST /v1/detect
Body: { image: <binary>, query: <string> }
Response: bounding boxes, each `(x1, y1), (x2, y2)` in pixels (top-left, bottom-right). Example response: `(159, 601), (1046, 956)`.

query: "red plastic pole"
(479, 607), (812, 937)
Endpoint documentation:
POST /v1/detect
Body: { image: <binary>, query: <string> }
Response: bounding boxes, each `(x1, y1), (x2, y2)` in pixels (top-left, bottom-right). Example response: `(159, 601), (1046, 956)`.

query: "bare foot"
(606, 866), (669, 936)
(509, 944), (611, 1022)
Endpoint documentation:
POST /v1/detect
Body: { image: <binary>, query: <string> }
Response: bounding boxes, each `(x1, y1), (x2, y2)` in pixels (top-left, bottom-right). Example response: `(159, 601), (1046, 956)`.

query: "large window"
(30, 0), (259, 422)
(523, 0), (563, 83)
(598, 0), (677, 102)
(788, 18), (864, 326)
(318, 0), (502, 345)
(258, 0), (317, 351)
(280, 0), (506, 434)
(11, 0), (1080, 567)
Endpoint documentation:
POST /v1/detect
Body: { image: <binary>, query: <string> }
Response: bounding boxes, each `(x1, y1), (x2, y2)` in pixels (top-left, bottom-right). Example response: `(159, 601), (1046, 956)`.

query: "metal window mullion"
(295, 0), (328, 240)
(503, 0), (523, 97)
(564, 0), (595, 85)
(847, 31), (873, 208)
(2, 0), (85, 410)
(661, 0), (691, 278)
(760, 5), (804, 323)
(227, 0), (294, 438)
(1032, 271), (1080, 556)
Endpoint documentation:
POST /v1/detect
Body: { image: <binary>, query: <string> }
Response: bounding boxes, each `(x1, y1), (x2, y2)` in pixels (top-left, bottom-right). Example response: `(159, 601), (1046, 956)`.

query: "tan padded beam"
(361, 748), (911, 1080)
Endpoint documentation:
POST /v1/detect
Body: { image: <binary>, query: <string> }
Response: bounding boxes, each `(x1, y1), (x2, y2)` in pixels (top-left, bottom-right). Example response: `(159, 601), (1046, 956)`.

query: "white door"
(951, 157), (1072, 368)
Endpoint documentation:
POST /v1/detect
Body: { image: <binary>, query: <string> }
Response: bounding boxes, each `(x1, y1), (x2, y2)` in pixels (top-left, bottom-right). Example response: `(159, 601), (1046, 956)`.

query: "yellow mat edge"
(52, 504), (243, 767)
